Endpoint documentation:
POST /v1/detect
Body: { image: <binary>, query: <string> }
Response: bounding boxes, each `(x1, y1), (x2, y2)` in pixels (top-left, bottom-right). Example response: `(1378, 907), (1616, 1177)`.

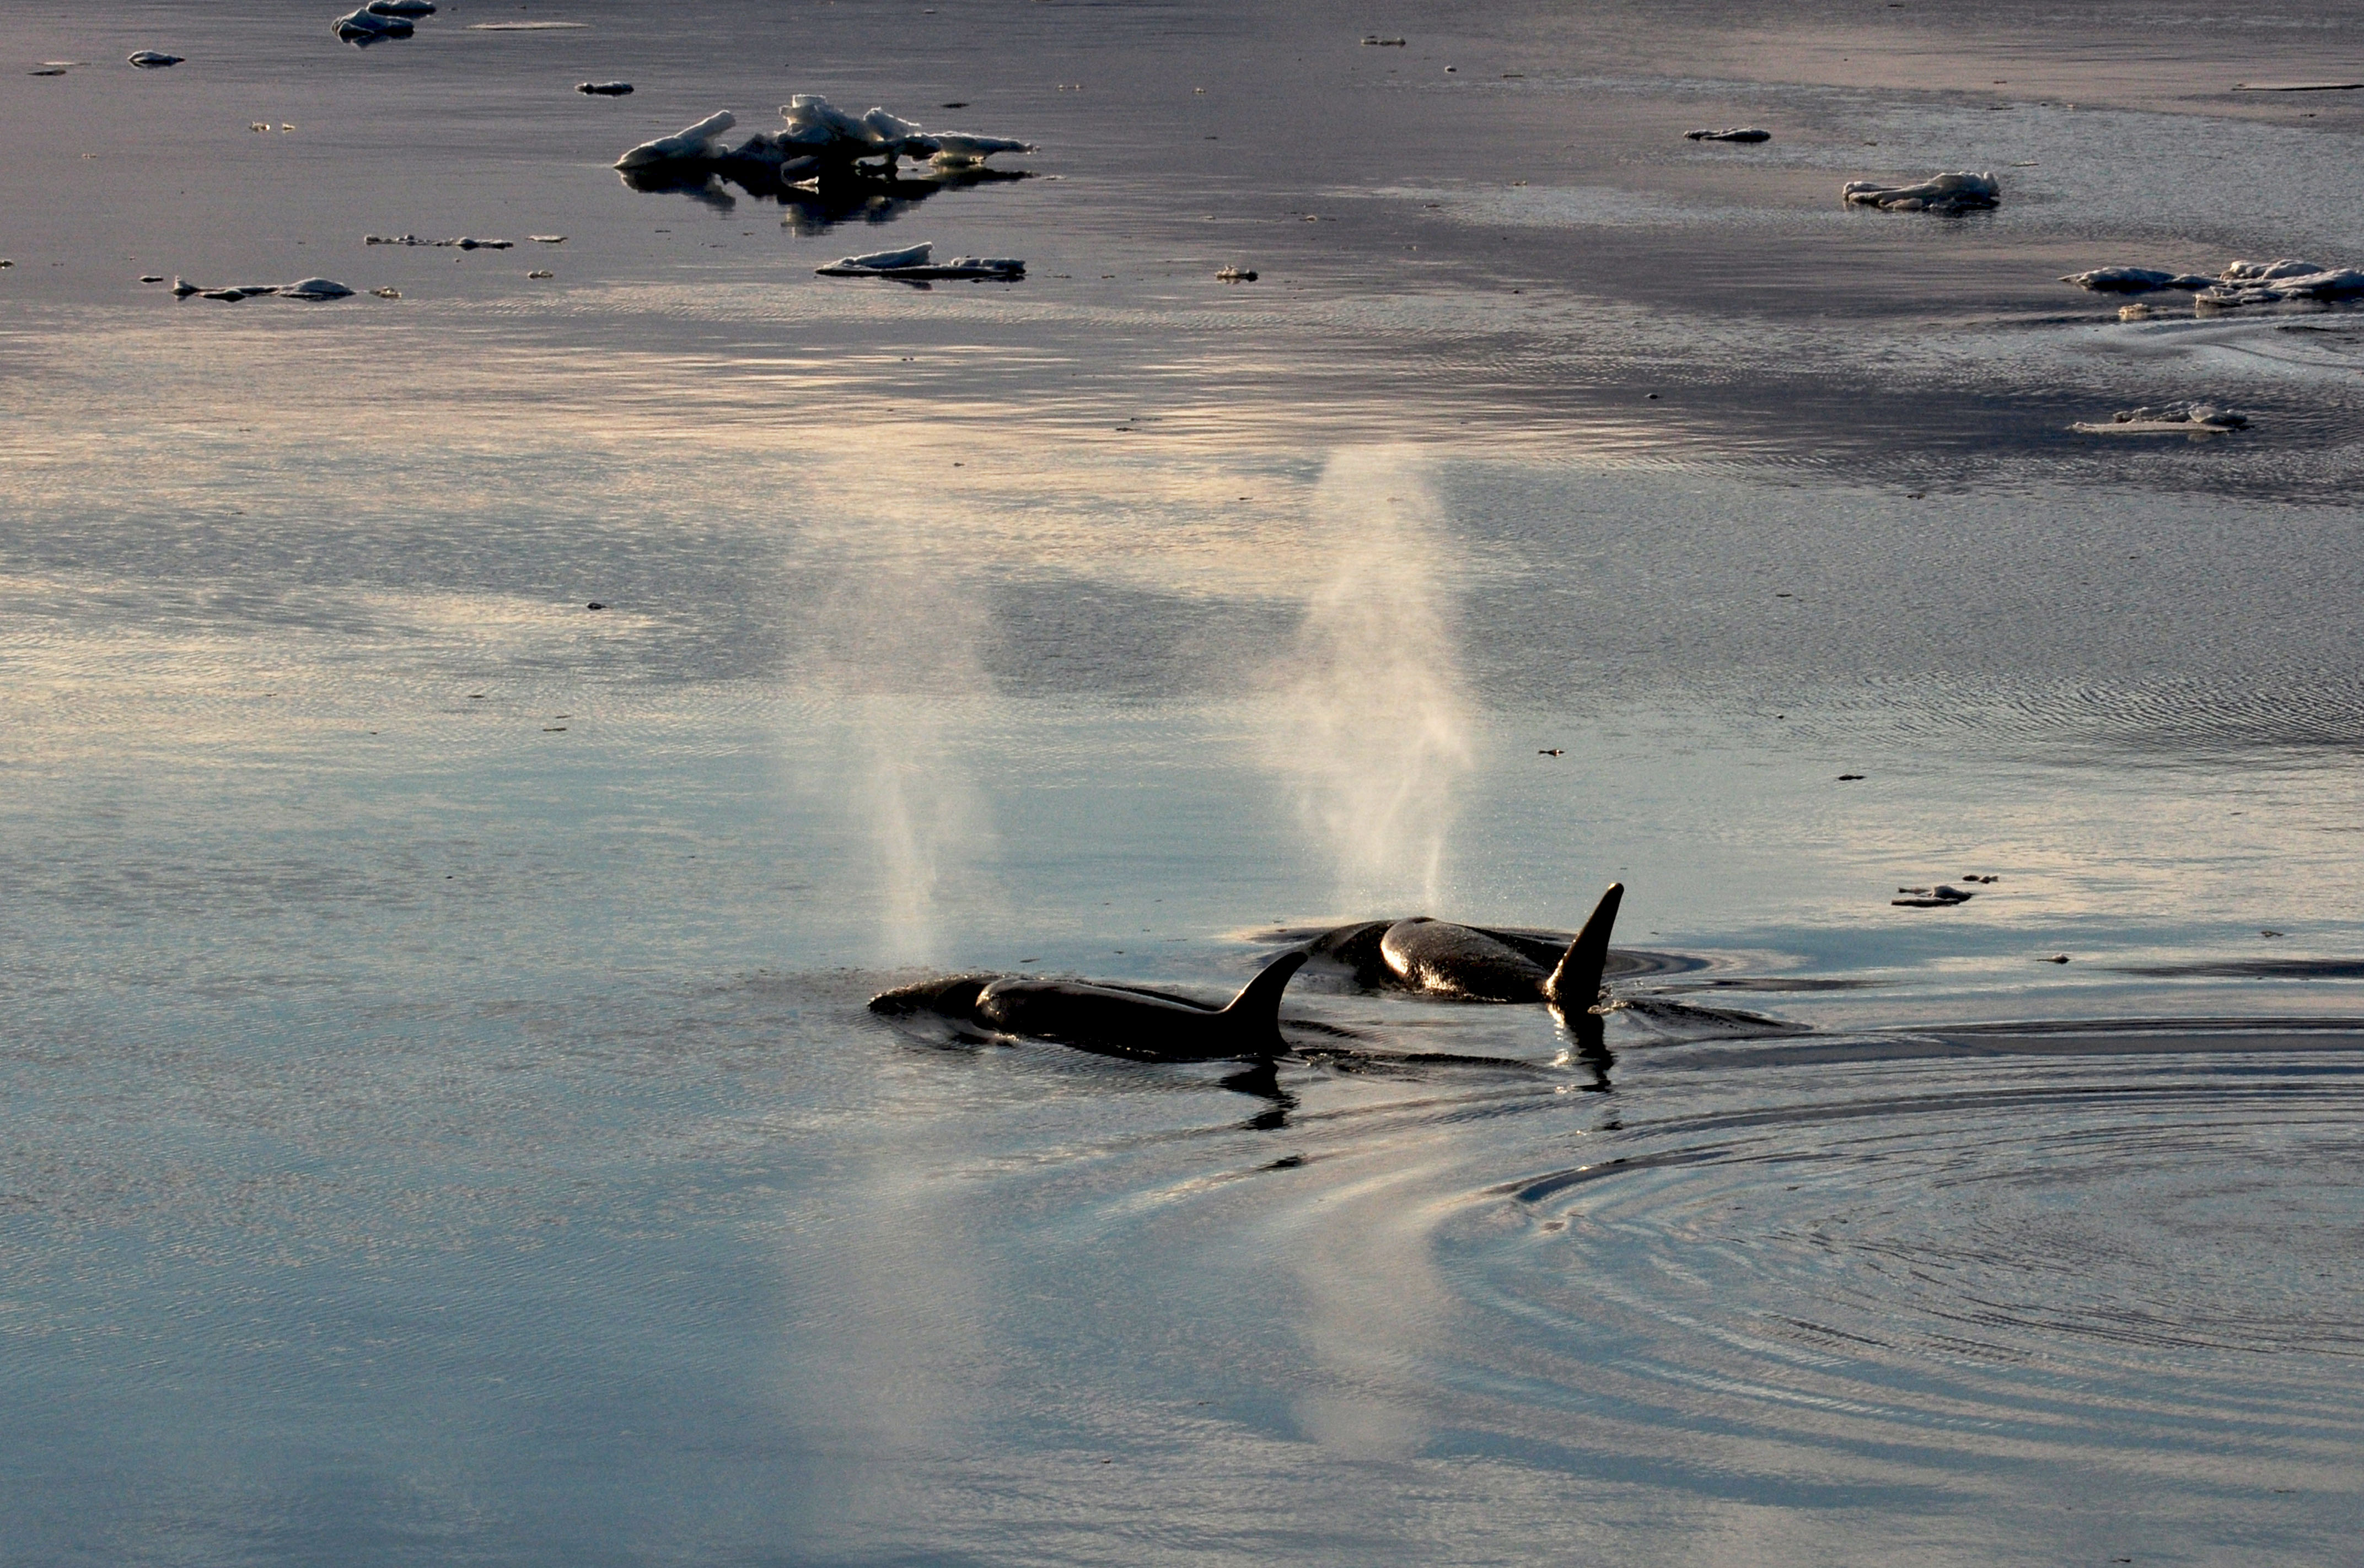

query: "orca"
(869, 950), (1308, 1062)
(1303, 883), (1624, 1012)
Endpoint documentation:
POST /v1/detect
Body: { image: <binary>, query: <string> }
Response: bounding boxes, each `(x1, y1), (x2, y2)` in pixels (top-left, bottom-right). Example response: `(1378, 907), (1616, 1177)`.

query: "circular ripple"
(1451, 1055), (2364, 1464)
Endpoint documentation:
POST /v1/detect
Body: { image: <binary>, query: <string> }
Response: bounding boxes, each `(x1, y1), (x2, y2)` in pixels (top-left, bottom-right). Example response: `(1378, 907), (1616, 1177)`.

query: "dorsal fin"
(1216, 950), (1309, 1039)
(1544, 883), (1624, 1011)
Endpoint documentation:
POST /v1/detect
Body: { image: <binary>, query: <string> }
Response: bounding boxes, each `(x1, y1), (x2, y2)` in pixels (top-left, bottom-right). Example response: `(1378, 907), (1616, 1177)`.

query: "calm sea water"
(3, 1), (2360, 1562)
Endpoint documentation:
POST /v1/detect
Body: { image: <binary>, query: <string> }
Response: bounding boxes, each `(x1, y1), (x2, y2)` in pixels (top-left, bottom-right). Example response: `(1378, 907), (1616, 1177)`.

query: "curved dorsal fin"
(1544, 883), (1624, 1010)
(1216, 950), (1309, 1038)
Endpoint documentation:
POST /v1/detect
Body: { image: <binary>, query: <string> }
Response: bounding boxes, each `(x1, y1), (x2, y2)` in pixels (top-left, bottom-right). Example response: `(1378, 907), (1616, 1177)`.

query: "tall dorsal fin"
(1544, 883), (1624, 1011)
(1216, 950), (1309, 1041)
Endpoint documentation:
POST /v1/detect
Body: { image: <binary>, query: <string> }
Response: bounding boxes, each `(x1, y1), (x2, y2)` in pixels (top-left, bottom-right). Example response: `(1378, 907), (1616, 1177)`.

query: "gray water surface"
(3, 0), (2361, 1561)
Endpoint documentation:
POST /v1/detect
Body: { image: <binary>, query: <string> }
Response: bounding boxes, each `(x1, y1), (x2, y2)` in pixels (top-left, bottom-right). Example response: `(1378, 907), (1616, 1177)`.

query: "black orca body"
(1305, 883), (1624, 1012)
(869, 951), (1308, 1062)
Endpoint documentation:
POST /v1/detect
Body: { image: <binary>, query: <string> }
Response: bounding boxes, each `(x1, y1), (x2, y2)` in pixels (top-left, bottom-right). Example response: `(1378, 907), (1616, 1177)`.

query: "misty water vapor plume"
(1260, 449), (1474, 913)
(799, 545), (996, 964)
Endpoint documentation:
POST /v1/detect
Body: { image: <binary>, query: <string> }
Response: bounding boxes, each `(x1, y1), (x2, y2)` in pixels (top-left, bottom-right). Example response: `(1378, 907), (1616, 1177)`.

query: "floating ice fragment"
(2196, 258), (2364, 308)
(1216, 265), (1258, 281)
(127, 51), (184, 68)
(1361, 35), (1407, 45)
(364, 234), (513, 248)
(367, 0), (436, 13)
(530, 235), (567, 243)
(1841, 170), (1998, 212)
(832, 243), (931, 270)
(1685, 126), (1769, 142)
(468, 20), (588, 29)
(2060, 266), (2213, 293)
(1892, 884), (1974, 907)
(2070, 401), (2248, 434)
(139, 274), (164, 283)
(927, 131), (1031, 167)
(615, 110), (737, 169)
(619, 96), (1033, 184)
(2232, 80), (2362, 91)
(816, 241), (1023, 279)
(168, 276), (352, 301)
(370, 286), (400, 298)
(2060, 256), (2364, 309)
(526, 269), (553, 278)
(334, 8), (412, 40)
(577, 80), (632, 95)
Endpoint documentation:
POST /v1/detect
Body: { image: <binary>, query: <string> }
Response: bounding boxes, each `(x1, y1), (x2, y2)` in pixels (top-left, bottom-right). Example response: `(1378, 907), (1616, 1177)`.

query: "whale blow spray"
(1262, 449), (1474, 913)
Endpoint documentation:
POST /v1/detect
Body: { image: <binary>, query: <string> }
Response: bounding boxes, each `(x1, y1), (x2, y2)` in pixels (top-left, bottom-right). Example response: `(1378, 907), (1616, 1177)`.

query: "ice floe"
(2060, 266), (2213, 293)
(127, 51), (184, 68)
(1216, 266), (1258, 282)
(366, 234), (513, 248)
(815, 242), (1023, 279)
(1841, 171), (1999, 212)
(368, 0), (437, 13)
(334, 8), (412, 40)
(615, 97), (1033, 183)
(2198, 258), (2364, 309)
(2063, 257), (2364, 309)
(615, 110), (737, 170)
(169, 276), (357, 301)
(1685, 126), (1769, 142)
(577, 80), (632, 95)
(2070, 401), (2249, 435)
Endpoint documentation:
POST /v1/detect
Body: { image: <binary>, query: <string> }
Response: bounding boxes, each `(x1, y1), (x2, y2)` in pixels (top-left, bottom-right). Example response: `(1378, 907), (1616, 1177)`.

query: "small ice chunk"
(334, 8), (413, 39)
(367, 0), (437, 13)
(1841, 171), (1999, 212)
(370, 287), (400, 298)
(578, 80), (633, 95)
(615, 110), (737, 169)
(1685, 126), (1769, 142)
(2060, 266), (2213, 293)
(527, 269), (554, 278)
(815, 243), (1025, 278)
(2221, 257), (2330, 282)
(1361, 35), (1407, 46)
(927, 132), (1032, 166)
(1216, 266), (1257, 281)
(127, 51), (185, 68)
(282, 277), (355, 299)
(2070, 401), (2249, 434)
(139, 274), (165, 283)
(171, 277), (200, 296)
(2197, 261), (2364, 308)
(831, 243), (936, 270)
(531, 235), (567, 243)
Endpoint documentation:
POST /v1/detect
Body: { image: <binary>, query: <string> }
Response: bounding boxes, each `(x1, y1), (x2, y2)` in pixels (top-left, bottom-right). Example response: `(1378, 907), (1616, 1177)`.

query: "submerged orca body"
(1307, 883), (1625, 1012)
(870, 951), (1308, 1061)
